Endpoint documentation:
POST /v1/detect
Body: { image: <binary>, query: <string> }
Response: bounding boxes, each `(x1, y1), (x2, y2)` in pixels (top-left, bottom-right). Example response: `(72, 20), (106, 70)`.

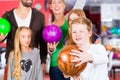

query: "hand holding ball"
(0, 18), (11, 35)
(57, 45), (87, 76)
(42, 25), (62, 43)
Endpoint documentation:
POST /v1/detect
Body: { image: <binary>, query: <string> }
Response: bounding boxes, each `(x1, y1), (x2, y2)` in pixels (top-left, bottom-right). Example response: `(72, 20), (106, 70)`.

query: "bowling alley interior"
(0, 0), (120, 80)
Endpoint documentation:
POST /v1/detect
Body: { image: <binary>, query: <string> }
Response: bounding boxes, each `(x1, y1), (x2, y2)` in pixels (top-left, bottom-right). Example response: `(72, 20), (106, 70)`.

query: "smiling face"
(72, 24), (91, 45)
(50, 0), (65, 15)
(19, 29), (32, 48)
(69, 18), (93, 45)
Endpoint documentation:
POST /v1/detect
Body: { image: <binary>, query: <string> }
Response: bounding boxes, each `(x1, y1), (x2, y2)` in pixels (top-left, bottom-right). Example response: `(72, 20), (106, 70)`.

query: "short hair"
(67, 18), (93, 45)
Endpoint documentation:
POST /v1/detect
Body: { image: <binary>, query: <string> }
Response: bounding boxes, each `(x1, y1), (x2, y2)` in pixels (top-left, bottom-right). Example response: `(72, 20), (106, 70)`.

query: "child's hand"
(63, 73), (80, 80)
(94, 38), (101, 44)
(63, 73), (71, 79)
(70, 49), (93, 67)
(72, 75), (80, 80)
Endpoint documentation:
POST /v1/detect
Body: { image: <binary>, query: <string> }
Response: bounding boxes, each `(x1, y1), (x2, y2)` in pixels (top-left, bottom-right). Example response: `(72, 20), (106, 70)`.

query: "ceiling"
(86, 0), (120, 6)
(64, 0), (120, 12)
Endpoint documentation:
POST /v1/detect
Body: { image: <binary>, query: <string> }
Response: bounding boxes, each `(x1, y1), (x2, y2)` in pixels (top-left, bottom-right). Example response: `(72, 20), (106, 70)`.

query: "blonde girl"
(8, 27), (43, 80)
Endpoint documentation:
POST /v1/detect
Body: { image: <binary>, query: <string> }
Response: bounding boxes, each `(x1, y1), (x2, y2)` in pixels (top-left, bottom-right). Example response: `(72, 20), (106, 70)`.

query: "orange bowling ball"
(57, 45), (87, 76)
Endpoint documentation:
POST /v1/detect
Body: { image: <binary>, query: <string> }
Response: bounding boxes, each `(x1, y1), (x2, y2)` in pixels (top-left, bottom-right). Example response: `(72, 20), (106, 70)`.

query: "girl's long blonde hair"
(12, 27), (32, 80)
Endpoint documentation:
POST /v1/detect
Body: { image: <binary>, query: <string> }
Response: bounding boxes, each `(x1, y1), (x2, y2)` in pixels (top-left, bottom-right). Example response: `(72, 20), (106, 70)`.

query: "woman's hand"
(47, 42), (58, 54)
(70, 49), (93, 67)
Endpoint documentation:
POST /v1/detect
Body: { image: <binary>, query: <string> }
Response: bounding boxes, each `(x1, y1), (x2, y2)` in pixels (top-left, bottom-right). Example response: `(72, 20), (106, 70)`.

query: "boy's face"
(19, 29), (31, 48)
(72, 24), (92, 45)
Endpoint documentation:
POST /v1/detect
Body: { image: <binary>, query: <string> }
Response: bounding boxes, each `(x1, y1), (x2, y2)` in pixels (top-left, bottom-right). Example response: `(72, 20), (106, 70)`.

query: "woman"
(48, 0), (69, 80)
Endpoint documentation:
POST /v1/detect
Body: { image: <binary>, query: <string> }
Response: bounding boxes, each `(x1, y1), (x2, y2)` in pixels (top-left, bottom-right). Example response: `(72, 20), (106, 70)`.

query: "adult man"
(0, 0), (47, 72)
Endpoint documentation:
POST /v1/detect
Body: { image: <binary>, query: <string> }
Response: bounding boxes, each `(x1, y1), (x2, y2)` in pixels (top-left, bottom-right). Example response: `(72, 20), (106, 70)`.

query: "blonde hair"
(67, 18), (93, 45)
(66, 9), (86, 45)
(49, 0), (65, 4)
(13, 27), (32, 80)
(68, 9), (86, 22)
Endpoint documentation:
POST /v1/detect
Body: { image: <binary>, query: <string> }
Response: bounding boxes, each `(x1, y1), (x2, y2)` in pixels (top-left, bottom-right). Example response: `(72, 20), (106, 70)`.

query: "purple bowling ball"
(106, 28), (111, 35)
(42, 25), (62, 43)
